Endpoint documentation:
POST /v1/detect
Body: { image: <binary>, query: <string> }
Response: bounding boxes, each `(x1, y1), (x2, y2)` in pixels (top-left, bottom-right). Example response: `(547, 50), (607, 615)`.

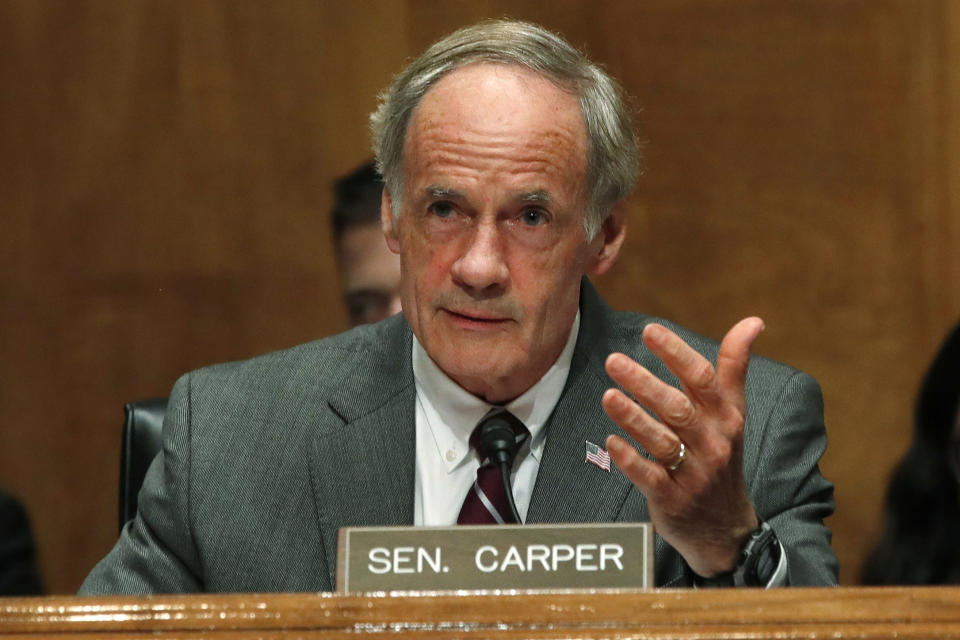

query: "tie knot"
(469, 408), (530, 464)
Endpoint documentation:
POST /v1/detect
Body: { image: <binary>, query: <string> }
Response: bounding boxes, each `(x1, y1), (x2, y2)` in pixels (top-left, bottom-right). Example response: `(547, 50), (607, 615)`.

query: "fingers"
(606, 352), (696, 424)
(605, 434), (674, 500)
(601, 387), (686, 463)
(640, 319), (764, 406)
(603, 318), (764, 456)
(641, 324), (719, 404)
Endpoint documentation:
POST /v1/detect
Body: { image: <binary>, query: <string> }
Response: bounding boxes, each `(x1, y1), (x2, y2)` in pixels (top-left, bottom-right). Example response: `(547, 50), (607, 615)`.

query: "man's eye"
(520, 208), (548, 226)
(428, 202), (455, 218)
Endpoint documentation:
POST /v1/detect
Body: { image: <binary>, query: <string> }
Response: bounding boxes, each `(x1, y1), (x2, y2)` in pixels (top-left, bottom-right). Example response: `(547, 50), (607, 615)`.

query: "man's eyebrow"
(519, 189), (551, 203)
(426, 186), (463, 199)
(423, 186), (552, 202)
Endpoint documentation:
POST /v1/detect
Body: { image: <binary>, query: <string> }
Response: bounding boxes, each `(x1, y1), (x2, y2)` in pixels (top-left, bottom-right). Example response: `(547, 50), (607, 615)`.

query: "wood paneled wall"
(1, 0), (957, 592)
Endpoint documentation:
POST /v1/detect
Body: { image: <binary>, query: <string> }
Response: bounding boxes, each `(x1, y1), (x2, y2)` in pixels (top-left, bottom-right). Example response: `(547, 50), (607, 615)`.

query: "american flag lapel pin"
(585, 440), (611, 472)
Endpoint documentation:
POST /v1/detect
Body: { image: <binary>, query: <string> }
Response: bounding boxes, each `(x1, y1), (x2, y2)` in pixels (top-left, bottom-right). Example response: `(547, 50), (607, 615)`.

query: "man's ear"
(586, 202), (627, 276)
(381, 188), (400, 254)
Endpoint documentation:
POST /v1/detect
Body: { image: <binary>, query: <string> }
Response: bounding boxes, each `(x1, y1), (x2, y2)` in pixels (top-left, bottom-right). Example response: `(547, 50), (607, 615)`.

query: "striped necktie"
(457, 409), (530, 525)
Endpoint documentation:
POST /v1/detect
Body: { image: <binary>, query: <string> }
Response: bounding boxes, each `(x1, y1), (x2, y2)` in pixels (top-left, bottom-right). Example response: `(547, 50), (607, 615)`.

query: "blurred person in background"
(0, 489), (44, 595)
(861, 320), (960, 584)
(330, 161), (401, 326)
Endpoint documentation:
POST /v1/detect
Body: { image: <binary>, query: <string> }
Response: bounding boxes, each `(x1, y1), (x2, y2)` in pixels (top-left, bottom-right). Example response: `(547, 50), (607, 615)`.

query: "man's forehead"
(410, 63), (584, 138)
(403, 68), (586, 178)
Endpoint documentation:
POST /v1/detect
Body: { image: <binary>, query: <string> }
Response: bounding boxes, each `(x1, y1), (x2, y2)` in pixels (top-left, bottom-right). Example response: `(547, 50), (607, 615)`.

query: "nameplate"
(336, 523), (653, 592)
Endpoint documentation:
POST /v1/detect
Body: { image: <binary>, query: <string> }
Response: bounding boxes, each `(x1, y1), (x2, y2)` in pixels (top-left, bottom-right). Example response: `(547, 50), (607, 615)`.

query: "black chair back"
(119, 398), (167, 532)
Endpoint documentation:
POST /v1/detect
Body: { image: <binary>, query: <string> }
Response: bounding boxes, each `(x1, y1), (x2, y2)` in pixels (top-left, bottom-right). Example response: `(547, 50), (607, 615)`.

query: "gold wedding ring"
(665, 442), (686, 471)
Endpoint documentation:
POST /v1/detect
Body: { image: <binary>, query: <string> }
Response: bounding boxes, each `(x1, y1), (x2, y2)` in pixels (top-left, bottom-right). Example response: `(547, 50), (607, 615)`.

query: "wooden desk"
(2, 587), (960, 638)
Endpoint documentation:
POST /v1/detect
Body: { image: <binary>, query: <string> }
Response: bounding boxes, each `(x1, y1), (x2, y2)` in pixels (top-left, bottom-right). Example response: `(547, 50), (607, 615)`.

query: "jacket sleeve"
(747, 369), (838, 586)
(79, 373), (203, 594)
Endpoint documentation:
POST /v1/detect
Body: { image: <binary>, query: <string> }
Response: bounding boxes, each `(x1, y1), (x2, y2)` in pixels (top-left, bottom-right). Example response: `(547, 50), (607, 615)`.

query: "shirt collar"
(412, 312), (581, 472)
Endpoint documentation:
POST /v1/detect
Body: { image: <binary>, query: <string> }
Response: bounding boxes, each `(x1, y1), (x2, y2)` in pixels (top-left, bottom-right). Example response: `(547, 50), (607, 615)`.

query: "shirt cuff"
(764, 540), (788, 588)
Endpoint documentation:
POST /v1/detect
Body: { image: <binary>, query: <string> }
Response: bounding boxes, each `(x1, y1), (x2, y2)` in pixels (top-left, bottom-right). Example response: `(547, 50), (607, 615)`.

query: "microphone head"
(479, 417), (518, 465)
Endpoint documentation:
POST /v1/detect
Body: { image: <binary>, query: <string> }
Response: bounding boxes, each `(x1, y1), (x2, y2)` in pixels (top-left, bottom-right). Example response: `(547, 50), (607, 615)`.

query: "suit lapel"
(527, 279), (647, 525)
(308, 318), (416, 583)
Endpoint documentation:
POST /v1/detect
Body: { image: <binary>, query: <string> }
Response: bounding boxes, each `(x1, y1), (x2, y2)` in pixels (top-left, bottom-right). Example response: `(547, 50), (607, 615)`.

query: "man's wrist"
(691, 520), (782, 588)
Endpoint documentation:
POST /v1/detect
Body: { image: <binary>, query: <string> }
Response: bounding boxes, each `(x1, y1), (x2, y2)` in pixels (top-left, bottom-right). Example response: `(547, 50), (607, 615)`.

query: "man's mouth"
(443, 308), (512, 327)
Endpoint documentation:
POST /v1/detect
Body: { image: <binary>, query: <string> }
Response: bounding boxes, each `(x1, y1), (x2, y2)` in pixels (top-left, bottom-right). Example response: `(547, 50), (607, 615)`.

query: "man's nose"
(450, 222), (509, 293)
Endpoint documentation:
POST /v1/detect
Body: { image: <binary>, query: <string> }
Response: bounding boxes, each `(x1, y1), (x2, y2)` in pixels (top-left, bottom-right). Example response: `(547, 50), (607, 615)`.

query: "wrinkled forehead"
(420, 64), (583, 130)
(403, 63), (589, 184)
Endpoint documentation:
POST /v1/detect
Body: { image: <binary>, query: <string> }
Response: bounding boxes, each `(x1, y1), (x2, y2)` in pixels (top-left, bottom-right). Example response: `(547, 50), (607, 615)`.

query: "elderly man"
(81, 20), (836, 594)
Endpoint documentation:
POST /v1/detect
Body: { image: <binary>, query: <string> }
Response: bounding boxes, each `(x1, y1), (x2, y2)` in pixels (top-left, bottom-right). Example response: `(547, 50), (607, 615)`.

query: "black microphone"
(479, 415), (522, 523)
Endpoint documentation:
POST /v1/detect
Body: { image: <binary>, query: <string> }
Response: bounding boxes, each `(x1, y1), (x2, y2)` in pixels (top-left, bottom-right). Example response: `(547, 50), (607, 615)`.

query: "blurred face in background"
(336, 223), (402, 326)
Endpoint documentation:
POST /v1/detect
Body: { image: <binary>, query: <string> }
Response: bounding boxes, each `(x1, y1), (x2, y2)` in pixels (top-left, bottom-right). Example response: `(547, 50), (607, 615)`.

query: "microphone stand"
(498, 463), (521, 523)
(479, 417), (523, 523)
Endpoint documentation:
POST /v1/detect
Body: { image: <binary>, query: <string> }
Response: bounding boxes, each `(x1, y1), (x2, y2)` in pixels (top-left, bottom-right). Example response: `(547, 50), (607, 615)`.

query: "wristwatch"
(692, 520), (782, 587)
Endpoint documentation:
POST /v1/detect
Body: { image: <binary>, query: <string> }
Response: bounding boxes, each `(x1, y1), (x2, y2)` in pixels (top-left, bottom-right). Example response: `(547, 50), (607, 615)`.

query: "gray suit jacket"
(80, 280), (837, 594)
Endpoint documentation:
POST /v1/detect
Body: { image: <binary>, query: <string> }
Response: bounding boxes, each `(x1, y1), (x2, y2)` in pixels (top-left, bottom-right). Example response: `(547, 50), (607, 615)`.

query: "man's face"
(337, 223), (402, 326)
(383, 63), (624, 403)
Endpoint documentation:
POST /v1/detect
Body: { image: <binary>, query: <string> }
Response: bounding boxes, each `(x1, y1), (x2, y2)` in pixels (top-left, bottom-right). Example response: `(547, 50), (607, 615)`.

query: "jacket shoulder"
(187, 315), (409, 396)
(165, 314), (412, 445)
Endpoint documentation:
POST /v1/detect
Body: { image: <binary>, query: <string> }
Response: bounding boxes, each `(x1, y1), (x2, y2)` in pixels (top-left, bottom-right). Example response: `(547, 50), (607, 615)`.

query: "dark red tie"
(457, 409), (530, 525)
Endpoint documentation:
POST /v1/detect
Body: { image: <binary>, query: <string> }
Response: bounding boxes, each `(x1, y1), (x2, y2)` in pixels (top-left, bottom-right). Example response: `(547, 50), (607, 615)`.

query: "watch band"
(692, 520), (781, 588)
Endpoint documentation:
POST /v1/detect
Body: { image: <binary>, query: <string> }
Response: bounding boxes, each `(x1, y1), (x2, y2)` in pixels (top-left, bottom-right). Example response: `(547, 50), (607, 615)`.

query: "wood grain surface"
(2, 588), (960, 638)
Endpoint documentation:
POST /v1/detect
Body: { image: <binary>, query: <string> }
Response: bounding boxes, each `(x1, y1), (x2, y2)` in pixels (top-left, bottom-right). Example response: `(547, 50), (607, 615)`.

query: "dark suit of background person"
(0, 489), (44, 595)
(80, 20), (837, 594)
(861, 320), (960, 585)
(79, 281), (835, 593)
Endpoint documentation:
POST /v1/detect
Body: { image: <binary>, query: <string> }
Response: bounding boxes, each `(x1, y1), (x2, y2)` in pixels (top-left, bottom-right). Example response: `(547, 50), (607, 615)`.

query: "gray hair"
(370, 19), (640, 239)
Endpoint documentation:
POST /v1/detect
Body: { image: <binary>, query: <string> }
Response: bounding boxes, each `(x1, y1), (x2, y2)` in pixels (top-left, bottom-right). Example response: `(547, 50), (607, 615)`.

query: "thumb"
(716, 317), (764, 405)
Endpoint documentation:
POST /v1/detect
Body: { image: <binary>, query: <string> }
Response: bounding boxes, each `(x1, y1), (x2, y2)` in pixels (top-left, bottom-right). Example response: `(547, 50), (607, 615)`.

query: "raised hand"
(601, 317), (765, 577)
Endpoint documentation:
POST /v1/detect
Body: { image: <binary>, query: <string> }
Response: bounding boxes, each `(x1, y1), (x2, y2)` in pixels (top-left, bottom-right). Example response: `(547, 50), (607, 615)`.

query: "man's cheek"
(420, 254), (457, 287)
